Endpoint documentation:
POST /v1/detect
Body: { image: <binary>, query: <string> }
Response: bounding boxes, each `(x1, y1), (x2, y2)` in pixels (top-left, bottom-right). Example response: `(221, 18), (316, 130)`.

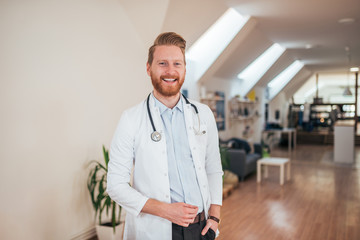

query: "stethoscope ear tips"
(202, 131), (206, 134)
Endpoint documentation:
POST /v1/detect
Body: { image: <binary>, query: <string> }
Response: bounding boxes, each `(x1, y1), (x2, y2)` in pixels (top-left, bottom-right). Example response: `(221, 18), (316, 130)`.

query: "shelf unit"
(228, 97), (260, 140)
(229, 98), (260, 122)
(200, 92), (225, 130)
(310, 103), (355, 128)
(289, 103), (356, 129)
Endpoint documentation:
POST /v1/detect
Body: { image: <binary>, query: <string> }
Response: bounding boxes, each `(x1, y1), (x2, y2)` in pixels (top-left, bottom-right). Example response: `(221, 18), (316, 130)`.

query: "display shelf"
(230, 114), (260, 122)
(200, 96), (225, 102)
(200, 91), (225, 131)
(289, 103), (356, 129)
(228, 97), (260, 139)
(229, 97), (259, 121)
(310, 103), (355, 128)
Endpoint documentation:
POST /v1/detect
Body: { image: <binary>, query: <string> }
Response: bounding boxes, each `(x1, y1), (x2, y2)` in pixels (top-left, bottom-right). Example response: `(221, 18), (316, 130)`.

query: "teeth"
(163, 78), (176, 82)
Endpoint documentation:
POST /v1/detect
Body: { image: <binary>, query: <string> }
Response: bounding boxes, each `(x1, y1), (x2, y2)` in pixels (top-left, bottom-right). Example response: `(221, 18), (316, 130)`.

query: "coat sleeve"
(203, 106), (223, 206)
(107, 110), (149, 216)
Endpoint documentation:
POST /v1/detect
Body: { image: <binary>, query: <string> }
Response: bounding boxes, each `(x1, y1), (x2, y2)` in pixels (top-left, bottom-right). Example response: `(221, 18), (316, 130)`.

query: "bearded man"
(107, 32), (223, 240)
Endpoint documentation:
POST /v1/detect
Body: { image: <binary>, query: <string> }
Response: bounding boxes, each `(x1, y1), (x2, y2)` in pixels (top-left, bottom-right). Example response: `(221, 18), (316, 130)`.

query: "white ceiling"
(226, 0), (360, 73)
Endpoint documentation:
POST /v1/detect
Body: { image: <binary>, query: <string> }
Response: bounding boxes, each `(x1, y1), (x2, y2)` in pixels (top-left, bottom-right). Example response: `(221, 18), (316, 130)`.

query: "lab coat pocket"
(195, 124), (207, 145)
(195, 124), (207, 163)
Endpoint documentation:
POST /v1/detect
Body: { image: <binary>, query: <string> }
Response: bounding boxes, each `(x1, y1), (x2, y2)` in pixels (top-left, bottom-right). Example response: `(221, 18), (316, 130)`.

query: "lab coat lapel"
(146, 94), (169, 172)
(183, 97), (199, 163)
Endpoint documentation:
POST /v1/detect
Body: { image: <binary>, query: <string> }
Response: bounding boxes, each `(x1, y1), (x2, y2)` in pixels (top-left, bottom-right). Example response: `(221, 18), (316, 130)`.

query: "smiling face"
(147, 45), (186, 98)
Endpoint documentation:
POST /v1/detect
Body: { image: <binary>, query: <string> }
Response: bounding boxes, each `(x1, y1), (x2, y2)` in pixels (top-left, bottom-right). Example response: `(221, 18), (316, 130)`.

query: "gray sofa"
(223, 138), (262, 181)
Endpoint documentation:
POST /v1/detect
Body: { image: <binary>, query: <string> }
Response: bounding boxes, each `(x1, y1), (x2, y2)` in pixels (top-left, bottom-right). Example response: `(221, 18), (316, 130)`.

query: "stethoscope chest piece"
(151, 131), (161, 142)
(147, 93), (204, 142)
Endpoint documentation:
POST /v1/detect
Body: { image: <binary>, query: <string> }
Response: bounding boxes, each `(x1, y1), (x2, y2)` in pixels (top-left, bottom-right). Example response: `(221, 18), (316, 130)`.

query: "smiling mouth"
(162, 78), (177, 82)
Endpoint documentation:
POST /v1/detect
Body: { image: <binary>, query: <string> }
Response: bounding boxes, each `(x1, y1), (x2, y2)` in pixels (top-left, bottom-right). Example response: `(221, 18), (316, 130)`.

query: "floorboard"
(217, 144), (360, 240)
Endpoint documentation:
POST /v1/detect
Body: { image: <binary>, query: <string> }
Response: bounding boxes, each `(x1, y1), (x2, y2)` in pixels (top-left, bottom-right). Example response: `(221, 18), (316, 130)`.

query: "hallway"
(218, 144), (360, 240)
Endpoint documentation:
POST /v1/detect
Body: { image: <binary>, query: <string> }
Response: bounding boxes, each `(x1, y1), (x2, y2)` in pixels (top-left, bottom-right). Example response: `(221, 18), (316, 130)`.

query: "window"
(237, 43), (285, 96)
(268, 61), (304, 100)
(186, 8), (249, 82)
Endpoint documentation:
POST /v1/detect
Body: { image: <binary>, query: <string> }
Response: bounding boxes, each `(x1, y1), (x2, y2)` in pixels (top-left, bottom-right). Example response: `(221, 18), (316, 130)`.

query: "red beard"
(150, 74), (184, 97)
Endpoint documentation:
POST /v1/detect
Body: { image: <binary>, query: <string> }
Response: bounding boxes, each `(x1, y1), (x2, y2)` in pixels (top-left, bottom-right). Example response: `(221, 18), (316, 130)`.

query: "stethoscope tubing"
(146, 93), (202, 142)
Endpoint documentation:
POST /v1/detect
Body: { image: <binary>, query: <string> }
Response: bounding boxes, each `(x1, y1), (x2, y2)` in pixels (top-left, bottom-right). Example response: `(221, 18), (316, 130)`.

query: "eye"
(159, 62), (165, 65)
(175, 62), (182, 66)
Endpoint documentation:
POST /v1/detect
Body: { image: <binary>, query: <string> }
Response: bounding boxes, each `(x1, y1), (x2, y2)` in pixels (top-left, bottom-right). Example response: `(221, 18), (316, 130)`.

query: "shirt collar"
(152, 93), (184, 114)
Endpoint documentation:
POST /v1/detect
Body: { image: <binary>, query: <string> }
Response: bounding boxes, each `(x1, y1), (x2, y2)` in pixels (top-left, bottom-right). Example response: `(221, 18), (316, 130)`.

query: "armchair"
(222, 138), (262, 181)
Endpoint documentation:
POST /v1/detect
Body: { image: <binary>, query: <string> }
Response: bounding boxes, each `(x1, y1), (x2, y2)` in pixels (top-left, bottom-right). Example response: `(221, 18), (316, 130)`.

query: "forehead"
(153, 45), (184, 61)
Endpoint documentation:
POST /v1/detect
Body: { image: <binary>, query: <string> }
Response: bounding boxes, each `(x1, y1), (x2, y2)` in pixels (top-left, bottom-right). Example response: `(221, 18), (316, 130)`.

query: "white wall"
(293, 72), (358, 104)
(0, 0), (303, 238)
(0, 0), (152, 239)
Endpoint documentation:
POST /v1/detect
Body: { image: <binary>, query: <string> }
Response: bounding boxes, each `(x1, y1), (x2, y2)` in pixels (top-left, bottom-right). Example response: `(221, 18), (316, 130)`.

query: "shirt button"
(162, 151), (165, 154)
(164, 173), (167, 177)
(203, 185), (206, 188)
(198, 167), (201, 170)
(193, 147), (196, 150)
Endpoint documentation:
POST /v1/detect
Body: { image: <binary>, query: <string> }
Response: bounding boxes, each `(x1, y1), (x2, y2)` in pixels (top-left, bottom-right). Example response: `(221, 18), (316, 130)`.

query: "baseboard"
(69, 226), (96, 240)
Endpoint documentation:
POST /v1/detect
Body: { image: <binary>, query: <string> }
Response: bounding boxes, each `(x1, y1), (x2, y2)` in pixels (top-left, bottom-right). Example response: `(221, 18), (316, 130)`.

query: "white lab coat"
(107, 94), (223, 240)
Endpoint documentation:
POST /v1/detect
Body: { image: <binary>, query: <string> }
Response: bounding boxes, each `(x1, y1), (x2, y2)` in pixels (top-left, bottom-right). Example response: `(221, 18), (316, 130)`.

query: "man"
(107, 32), (223, 240)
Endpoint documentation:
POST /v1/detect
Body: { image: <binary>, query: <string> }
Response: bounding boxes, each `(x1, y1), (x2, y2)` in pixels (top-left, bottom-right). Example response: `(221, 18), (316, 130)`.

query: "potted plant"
(220, 145), (239, 198)
(87, 145), (124, 240)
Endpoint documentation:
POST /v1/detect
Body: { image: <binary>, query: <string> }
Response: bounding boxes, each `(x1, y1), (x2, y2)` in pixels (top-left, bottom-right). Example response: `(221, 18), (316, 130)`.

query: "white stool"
(257, 157), (291, 185)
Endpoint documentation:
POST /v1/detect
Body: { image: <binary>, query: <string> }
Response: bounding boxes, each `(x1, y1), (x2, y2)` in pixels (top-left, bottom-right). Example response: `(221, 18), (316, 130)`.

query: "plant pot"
(96, 222), (124, 240)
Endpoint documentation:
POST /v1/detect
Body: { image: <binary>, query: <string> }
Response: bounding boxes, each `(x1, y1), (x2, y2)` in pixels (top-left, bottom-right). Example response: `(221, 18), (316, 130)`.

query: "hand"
(164, 202), (198, 227)
(201, 218), (218, 236)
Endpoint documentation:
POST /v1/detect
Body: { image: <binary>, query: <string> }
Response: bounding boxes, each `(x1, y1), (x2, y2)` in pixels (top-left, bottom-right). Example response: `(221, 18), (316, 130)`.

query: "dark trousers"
(172, 220), (216, 240)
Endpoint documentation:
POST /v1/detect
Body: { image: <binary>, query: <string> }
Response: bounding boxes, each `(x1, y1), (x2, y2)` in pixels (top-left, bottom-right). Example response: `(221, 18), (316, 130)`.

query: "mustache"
(160, 75), (179, 79)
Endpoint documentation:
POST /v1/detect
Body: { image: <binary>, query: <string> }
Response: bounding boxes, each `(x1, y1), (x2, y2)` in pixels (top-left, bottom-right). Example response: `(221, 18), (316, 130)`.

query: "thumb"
(201, 221), (212, 235)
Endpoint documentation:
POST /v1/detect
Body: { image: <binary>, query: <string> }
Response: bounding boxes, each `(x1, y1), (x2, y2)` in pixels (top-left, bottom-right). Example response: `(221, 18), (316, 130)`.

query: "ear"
(146, 62), (151, 76)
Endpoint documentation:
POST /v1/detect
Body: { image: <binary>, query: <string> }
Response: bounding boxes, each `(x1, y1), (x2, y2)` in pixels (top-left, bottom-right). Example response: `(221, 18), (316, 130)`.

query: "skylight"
(268, 60), (304, 100)
(237, 43), (285, 96)
(186, 8), (249, 82)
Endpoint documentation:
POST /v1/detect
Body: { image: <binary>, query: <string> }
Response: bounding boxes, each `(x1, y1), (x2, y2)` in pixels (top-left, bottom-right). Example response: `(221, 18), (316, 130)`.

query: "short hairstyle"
(147, 32), (186, 65)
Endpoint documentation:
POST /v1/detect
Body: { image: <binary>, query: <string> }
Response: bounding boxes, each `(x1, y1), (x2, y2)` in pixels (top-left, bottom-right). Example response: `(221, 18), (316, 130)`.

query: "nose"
(165, 63), (176, 75)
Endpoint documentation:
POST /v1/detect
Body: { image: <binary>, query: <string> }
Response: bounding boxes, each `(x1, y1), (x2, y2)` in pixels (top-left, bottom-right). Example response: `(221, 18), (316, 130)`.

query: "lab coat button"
(166, 195), (169, 198)
(164, 173), (167, 177)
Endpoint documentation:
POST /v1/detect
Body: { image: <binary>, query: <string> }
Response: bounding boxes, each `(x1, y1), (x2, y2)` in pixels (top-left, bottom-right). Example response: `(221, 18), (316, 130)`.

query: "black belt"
(190, 211), (205, 225)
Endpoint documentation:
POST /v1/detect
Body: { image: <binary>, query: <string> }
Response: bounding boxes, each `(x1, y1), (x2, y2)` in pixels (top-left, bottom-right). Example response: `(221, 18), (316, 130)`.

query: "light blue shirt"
(153, 95), (203, 213)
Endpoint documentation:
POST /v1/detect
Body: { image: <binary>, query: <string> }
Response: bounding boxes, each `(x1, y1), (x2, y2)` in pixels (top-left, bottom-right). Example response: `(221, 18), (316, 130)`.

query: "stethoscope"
(147, 93), (206, 142)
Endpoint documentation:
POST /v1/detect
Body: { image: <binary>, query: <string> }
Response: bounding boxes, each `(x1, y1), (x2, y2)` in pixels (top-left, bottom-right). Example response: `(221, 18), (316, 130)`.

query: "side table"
(257, 157), (291, 185)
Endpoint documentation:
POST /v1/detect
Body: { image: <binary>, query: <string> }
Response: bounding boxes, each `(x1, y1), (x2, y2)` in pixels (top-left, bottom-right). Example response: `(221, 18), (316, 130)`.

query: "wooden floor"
(218, 144), (360, 240)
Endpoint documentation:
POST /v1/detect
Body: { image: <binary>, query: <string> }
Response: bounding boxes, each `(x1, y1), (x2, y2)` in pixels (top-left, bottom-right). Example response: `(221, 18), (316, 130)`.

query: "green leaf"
(103, 145), (110, 169)
(220, 146), (230, 170)
(117, 204), (122, 223)
(112, 201), (116, 233)
(87, 146), (121, 226)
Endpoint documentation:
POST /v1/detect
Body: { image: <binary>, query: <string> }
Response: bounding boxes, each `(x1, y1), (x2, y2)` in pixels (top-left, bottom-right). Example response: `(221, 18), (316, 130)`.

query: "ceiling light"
(338, 18), (355, 24)
(350, 67), (359, 72)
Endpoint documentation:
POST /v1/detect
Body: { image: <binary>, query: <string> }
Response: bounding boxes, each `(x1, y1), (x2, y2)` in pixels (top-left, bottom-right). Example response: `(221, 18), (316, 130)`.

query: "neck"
(153, 90), (181, 109)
